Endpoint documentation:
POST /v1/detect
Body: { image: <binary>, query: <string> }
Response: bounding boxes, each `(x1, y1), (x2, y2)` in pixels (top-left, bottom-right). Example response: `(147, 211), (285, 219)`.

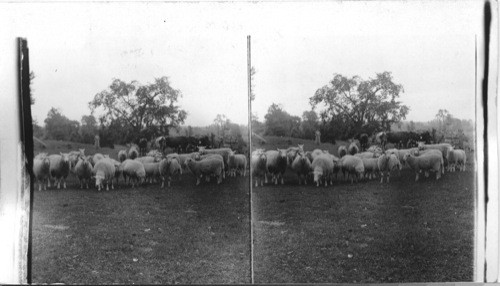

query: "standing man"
(315, 130), (321, 145)
(94, 134), (100, 149)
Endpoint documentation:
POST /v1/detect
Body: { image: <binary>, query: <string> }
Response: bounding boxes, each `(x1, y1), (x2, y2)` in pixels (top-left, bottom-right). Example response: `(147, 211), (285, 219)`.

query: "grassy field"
(31, 140), (251, 284)
(251, 136), (475, 283)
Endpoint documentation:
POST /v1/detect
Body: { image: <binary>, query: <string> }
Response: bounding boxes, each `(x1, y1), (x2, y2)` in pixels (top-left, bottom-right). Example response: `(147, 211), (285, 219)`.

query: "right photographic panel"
(249, 1), (484, 283)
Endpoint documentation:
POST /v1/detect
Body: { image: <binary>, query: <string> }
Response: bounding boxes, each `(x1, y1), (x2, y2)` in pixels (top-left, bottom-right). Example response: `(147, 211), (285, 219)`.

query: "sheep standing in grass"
(338, 146), (348, 158)
(386, 154), (402, 182)
(121, 159), (146, 187)
(159, 158), (171, 188)
(34, 153), (51, 191)
(448, 148), (467, 172)
(198, 147), (232, 176)
(251, 149), (267, 187)
(377, 154), (391, 183)
(228, 151), (247, 177)
(339, 155), (364, 184)
(361, 157), (379, 180)
(48, 153), (71, 189)
(178, 152), (198, 171)
(118, 150), (128, 162)
(143, 162), (161, 184)
(348, 142), (359, 155)
(404, 152), (443, 181)
(74, 156), (93, 189)
(311, 153), (334, 187)
(291, 152), (312, 185)
(418, 143), (452, 167)
(265, 149), (288, 185)
(168, 157), (183, 184)
(93, 158), (116, 191)
(185, 157), (224, 185)
(68, 149), (85, 175)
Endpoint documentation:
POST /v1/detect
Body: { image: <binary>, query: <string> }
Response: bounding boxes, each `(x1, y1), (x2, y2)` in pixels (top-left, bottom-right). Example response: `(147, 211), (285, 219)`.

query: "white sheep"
(311, 149), (325, 160)
(338, 145), (348, 158)
(228, 151), (247, 177)
(93, 158), (116, 191)
(178, 152), (198, 171)
(291, 152), (312, 185)
(251, 149), (267, 187)
(265, 149), (288, 185)
(185, 157), (224, 185)
(118, 150), (128, 162)
(68, 149), (85, 175)
(93, 153), (105, 164)
(418, 143), (452, 167)
(143, 162), (161, 184)
(361, 157), (379, 180)
(34, 153), (51, 191)
(377, 154), (390, 183)
(168, 157), (183, 184)
(198, 147), (232, 175)
(367, 145), (382, 154)
(128, 145), (139, 160)
(448, 148), (467, 172)
(339, 155), (365, 184)
(74, 156), (93, 189)
(348, 142), (359, 155)
(386, 153), (402, 182)
(311, 153), (334, 187)
(355, 152), (377, 159)
(404, 152), (443, 181)
(48, 153), (71, 189)
(135, 156), (158, 164)
(120, 159), (146, 187)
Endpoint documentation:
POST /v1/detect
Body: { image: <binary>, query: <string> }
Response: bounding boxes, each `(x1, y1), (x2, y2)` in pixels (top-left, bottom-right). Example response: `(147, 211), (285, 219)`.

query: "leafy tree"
(79, 115), (98, 144)
(44, 108), (80, 141)
(213, 114), (229, 138)
(300, 110), (319, 139)
(310, 72), (409, 139)
(89, 77), (187, 143)
(264, 103), (301, 137)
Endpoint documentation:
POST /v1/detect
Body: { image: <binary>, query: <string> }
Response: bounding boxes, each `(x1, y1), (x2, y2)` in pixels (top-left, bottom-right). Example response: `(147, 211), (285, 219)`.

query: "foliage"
(89, 77), (187, 144)
(44, 107), (80, 141)
(264, 103), (301, 137)
(310, 72), (409, 139)
(79, 115), (98, 144)
(300, 110), (319, 140)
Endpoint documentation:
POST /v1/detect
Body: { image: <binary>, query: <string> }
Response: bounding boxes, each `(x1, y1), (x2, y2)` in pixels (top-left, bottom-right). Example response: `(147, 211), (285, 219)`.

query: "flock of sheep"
(33, 145), (248, 191)
(251, 141), (468, 187)
(33, 139), (468, 191)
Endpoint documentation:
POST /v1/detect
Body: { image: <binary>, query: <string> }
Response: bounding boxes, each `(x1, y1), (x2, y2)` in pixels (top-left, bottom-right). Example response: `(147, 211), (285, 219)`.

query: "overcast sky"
(1, 1), (482, 127)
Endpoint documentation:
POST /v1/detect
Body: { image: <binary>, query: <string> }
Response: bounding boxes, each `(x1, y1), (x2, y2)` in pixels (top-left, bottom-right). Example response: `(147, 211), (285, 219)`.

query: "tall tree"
(264, 103), (301, 137)
(300, 110), (319, 139)
(44, 108), (80, 141)
(310, 72), (409, 139)
(89, 77), (187, 141)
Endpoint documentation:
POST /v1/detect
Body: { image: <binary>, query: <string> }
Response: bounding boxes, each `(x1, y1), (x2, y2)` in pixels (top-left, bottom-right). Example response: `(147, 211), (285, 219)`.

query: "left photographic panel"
(7, 2), (251, 284)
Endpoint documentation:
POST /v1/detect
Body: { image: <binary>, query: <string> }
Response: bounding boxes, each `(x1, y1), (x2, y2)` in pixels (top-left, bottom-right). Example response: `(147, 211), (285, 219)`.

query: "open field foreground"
(31, 141), (251, 284)
(252, 136), (475, 283)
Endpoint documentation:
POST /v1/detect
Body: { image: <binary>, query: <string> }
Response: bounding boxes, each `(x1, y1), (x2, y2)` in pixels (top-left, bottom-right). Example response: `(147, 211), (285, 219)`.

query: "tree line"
(252, 71), (473, 144)
(32, 76), (247, 152)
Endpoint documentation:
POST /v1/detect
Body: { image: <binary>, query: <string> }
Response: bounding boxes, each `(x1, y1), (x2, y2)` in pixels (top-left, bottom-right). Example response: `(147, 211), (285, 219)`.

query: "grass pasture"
(32, 140), (251, 284)
(252, 136), (475, 283)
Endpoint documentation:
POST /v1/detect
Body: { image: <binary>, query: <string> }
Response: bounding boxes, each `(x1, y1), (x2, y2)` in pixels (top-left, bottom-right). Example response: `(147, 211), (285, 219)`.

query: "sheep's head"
(198, 146), (206, 154)
(297, 144), (304, 153)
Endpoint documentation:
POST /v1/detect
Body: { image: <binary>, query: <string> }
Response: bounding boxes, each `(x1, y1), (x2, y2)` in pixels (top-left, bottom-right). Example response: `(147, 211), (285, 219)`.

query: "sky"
(1, 1), (483, 127)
